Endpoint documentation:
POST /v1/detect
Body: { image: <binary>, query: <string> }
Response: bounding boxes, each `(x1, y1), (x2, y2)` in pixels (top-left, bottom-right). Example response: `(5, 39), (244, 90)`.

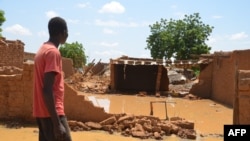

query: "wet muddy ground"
(0, 92), (232, 141)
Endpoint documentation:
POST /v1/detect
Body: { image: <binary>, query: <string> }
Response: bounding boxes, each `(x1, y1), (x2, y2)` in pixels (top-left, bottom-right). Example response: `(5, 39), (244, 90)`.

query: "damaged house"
(190, 50), (250, 124)
(109, 56), (169, 93)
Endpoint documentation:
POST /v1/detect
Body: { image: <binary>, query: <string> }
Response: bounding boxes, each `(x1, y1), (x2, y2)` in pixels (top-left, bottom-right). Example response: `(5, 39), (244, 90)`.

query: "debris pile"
(68, 114), (196, 140)
(65, 68), (200, 99)
(65, 73), (111, 94)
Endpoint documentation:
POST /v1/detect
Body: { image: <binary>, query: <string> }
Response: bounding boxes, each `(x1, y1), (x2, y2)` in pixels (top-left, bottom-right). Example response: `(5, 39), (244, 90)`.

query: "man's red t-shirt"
(33, 42), (65, 117)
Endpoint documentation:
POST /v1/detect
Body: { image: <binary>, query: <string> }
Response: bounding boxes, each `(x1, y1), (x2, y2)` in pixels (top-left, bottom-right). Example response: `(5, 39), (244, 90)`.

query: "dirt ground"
(0, 92), (232, 141)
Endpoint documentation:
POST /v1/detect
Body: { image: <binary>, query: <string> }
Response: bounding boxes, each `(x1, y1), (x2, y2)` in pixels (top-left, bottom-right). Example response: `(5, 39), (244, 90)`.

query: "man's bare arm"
(43, 72), (60, 126)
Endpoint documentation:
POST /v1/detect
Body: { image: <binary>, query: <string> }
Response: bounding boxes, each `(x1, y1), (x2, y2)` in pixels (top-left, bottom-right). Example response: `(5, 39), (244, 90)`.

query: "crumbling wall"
(0, 62), (33, 121)
(64, 84), (112, 122)
(0, 37), (24, 68)
(0, 62), (112, 122)
(190, 63), (213, 98)
(191, 50), (250, 107)
(234, 70), (250, 124)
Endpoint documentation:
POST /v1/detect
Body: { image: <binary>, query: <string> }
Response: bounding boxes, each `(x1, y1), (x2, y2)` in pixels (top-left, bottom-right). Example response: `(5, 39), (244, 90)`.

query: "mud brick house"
(190, 50), (250, 124)
(109, 56), (169, 93)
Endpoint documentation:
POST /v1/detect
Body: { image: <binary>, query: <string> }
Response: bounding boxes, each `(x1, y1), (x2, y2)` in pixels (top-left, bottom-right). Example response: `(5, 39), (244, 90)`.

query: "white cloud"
(103, 28), (116, 34)
(230, 32), (248, 40)
(95, 19), (138, 27)
(77, 2), (90, 8)
(207, 33), (250, 53)
(98, 1), (125, 14)
(99, 42), (119, 47)
(46, 10), (59, 19)
(94, 50), (125, 61)
(4, 24), (32, 36)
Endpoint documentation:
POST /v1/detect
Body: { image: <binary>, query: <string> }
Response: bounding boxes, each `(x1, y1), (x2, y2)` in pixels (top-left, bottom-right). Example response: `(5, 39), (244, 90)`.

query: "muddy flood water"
(0, 92), (233, 141)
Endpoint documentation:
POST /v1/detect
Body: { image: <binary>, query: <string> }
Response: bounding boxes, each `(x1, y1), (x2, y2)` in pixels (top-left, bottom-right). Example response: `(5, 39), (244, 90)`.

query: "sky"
(1, 0), (250, 63)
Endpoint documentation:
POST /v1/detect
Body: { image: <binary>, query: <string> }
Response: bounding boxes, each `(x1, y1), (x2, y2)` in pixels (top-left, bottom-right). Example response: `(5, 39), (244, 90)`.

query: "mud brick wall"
(0, 62), (112, 122)
(191, 49), (250, 107)
(24, 52), (35, 61)
(212, 50), (250, 107)
(64, 84), (112, 122)
(0, 37), (24, 68)
(233, 70), (250, 124)
(0, 62), (33, 121)
(211, 54), (235, 107)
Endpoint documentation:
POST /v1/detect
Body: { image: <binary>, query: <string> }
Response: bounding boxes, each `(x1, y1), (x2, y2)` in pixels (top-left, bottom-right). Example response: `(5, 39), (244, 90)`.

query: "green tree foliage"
(59, 42), (87, 68)
(146, 13), (213, 60)
(0, 10), (6, 37)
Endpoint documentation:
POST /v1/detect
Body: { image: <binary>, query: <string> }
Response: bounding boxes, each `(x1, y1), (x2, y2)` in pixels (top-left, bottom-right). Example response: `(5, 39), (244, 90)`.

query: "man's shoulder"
(38, 44), (59, 55)
(35, 45), (60, 62)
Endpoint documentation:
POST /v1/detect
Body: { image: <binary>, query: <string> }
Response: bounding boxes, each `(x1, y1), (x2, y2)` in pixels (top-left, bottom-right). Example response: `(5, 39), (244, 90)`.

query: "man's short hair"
(48, 17), (67, 36)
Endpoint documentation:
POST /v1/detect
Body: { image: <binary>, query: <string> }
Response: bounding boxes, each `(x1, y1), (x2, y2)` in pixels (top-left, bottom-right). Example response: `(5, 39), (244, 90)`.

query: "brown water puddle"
(0, 93), (232, 141)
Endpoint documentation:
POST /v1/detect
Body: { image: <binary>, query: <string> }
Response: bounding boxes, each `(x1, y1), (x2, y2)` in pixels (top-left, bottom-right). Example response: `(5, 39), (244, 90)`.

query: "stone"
(100, 116), (116, 125)
(85, 121), (102, 130)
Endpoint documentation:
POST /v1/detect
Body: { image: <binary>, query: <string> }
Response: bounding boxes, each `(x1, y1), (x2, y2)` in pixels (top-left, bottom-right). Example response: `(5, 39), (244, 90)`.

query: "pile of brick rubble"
(68, 113), (196, 140)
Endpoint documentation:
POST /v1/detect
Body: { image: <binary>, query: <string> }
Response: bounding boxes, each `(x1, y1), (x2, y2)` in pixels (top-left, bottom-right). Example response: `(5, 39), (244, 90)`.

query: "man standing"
(33, 17), (72, 141)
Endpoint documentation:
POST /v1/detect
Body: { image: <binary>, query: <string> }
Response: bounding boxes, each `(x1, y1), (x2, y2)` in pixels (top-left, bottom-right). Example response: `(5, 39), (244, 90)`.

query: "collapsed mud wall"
(190, 63), (213, 98)
(64, 84), (112, 122)
(0, 62), (112, 122)
(191, 49), (250, 107)
(0, 37), (24, 68)
(191, 52), (236, 107)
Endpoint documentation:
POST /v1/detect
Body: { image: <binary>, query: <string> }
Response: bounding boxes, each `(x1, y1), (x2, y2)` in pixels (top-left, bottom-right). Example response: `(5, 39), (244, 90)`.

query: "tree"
(0, 10), (6, 37)
(59, 42), (87, 68)
(146, 13), (213, 60)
